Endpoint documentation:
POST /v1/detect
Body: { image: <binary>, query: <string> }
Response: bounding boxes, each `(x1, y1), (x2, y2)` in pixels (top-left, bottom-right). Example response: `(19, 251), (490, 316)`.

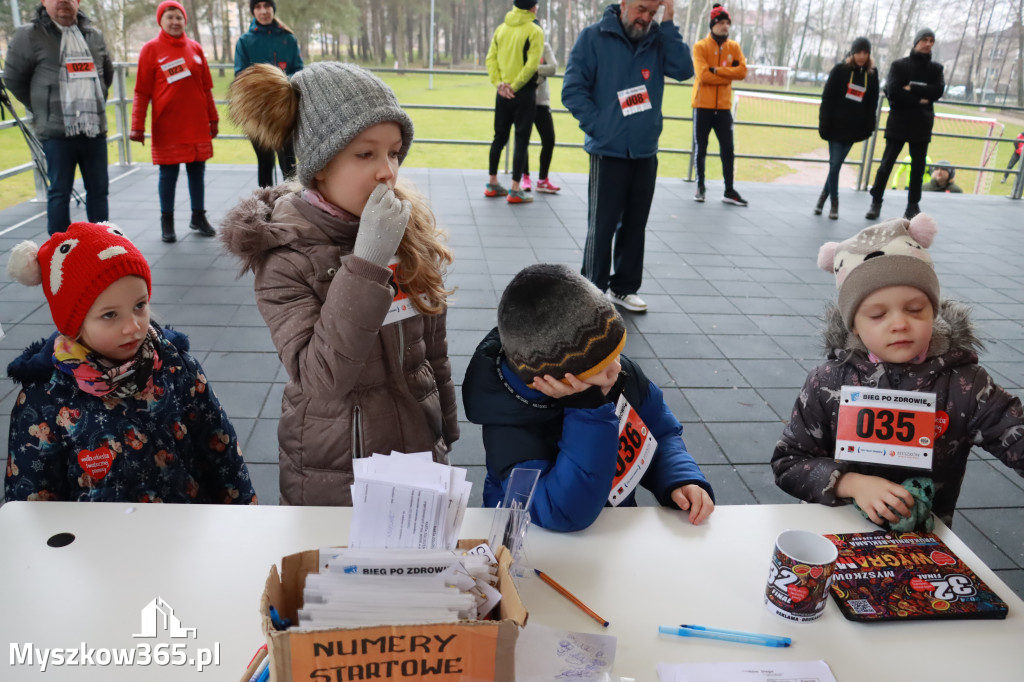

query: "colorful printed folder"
(825, 530), (1008, 621)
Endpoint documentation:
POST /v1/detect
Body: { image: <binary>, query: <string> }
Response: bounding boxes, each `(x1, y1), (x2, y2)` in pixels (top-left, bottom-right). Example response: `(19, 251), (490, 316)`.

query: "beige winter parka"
(221, 187), (458, 505)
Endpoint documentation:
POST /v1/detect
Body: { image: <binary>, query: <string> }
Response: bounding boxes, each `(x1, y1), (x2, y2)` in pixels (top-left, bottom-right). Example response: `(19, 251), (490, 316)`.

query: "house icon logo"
(133, 597), (197, 639)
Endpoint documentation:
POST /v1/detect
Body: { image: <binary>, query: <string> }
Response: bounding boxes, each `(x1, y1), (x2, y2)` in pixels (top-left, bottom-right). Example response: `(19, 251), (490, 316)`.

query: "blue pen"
(659, 625), (791, 648)
(254, 660), (271, 682)
(680, 623), (792, 646)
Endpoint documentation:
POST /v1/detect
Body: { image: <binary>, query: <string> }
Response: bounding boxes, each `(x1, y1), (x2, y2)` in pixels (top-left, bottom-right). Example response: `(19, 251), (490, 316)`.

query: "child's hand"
(532, 372), (592, 399)
(353, 183), (411, 267)
(835, 472), (914, 525)
(671, 484), (714, 525)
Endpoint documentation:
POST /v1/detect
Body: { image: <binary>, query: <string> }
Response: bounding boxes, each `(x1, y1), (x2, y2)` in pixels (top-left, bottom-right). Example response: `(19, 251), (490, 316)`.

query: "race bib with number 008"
(835, 386), (936, 470)
(617, 85), (652, 117)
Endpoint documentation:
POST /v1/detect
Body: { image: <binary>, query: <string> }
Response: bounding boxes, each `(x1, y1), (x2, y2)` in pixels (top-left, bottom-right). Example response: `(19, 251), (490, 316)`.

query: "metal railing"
(3, 64), (1023, 202)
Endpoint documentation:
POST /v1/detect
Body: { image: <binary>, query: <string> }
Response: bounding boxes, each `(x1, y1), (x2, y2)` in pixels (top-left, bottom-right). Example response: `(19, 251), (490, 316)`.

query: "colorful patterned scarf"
(53, 326), (160, 398)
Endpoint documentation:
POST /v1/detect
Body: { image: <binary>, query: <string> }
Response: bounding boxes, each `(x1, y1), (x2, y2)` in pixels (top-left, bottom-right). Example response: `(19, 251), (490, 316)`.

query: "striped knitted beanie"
(498, 264), (626, 385)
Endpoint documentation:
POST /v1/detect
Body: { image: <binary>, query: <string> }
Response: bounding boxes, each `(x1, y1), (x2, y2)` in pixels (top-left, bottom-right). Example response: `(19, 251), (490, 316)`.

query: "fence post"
(860, 95), (885, 191)
(115, 64), (131, 166)
(1012, 158), (1024, 200)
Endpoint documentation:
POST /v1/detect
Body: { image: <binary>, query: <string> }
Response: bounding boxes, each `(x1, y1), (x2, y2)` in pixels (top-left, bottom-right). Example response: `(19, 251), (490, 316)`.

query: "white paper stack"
(297, 546), (502, 628)
(349, 451), (472, 550)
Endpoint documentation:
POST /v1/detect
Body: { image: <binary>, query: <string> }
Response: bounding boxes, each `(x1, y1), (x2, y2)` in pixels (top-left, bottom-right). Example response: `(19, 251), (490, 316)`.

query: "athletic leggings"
(522, 104), (555, 179)
(693, 108), (735, 190)
(488, 84), (537, 182)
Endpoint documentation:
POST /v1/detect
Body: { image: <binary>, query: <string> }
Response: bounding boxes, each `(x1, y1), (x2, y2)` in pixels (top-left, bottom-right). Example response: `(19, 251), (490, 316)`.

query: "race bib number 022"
(835, 386), (936, 470)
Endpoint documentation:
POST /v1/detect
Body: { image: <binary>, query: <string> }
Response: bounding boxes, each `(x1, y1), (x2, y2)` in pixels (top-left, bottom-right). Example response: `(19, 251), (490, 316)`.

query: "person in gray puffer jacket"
(772, 215), (1024, 529)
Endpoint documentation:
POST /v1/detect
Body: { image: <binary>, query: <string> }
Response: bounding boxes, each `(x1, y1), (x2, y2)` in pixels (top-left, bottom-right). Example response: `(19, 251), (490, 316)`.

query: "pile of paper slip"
(298, 546), (502, 627)
(350, 451), (472, 550)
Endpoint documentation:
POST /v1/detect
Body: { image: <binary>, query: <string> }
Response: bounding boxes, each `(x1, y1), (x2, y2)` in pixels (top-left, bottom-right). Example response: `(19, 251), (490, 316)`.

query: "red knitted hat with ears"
(6, 222), (152, 338)
(157, 0), (187, 24)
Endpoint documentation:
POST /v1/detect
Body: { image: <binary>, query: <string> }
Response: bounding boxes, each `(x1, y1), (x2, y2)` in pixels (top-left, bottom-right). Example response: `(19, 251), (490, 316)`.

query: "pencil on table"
(534, 568), (610, 628)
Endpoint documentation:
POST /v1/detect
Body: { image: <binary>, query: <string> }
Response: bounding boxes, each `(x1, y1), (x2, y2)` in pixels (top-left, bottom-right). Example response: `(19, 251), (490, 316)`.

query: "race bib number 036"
(609, 395), (656, 506)
(835, 386), (936, 470)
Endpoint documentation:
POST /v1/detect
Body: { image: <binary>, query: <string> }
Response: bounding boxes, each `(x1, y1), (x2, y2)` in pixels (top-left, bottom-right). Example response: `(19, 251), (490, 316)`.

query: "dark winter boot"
(828, 198), (839, 220)
(160, 213), (176, 243)
(865, 200), (882, 220)
(904, 203), (921, 220)
(813, 189), (827, 215)
(189, 210), (216, 237)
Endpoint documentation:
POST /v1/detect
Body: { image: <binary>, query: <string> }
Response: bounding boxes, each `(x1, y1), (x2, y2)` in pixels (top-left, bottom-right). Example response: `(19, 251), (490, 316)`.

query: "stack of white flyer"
(349, 451), (472, 549)
(298, 546), (502, 628)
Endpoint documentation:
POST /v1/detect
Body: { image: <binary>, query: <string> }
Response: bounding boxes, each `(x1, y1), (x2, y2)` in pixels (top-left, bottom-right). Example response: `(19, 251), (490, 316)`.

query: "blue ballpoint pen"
(659, 625), (791, 648)
(680, 623), (792, 646)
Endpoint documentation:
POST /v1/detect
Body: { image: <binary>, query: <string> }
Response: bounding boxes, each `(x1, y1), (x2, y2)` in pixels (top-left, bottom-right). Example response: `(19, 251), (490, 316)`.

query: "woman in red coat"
(130, 1), (219, 243)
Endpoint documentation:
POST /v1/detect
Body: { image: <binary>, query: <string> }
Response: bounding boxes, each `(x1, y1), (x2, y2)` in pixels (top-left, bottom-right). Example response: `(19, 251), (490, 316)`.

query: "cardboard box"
(258, 541), (527, 682)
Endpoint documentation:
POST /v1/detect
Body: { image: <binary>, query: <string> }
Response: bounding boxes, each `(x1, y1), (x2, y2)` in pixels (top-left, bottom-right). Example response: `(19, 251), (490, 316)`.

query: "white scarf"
(58, 24), (105, 137)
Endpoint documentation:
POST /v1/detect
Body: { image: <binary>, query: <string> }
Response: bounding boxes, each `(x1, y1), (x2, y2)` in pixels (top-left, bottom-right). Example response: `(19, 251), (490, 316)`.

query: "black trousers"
(1004, 151), (1021, 180)
(252, 138), (296, 188)
(581, 154), (658, 296)
(488, 84), (537, 182)
(693, 108), (735, 190)
(870, 138), (928, 205)
(522, 104), (555, 179)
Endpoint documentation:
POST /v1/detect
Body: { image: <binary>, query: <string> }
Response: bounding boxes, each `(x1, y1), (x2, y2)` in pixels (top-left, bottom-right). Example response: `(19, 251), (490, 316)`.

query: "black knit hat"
(710, 3), (731, 29)
(513, 0), (538, 9)
(250, 0), (276, 14)
(498, 264), (627, 385)
(850, 36), (871, 55)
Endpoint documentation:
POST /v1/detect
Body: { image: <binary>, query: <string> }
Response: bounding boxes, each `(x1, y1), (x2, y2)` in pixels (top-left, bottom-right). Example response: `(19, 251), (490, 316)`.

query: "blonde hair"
(845, 53), (875, 72)
(393, 180), (453, 315)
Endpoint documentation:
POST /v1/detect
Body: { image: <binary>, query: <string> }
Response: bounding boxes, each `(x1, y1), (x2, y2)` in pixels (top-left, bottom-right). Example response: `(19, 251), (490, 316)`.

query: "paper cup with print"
(764, 529), (838, 622)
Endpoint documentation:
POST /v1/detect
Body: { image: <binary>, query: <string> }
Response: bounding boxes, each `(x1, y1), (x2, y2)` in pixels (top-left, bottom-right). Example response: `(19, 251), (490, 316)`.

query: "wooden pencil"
(534, 568), (610, 628)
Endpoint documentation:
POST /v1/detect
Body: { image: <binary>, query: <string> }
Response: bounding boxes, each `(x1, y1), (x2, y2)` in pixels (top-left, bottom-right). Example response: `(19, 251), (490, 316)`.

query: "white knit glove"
(352, 183), (411, 267)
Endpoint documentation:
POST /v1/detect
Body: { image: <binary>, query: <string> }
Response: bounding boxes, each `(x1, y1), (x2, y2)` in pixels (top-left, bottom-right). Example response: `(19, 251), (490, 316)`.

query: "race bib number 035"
(835, 386), (936, 470)
(609, 395), (656, 506)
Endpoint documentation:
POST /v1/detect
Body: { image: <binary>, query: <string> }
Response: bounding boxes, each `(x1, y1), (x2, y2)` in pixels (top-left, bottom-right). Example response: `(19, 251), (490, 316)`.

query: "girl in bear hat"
(772, 215), (1024, 531)
(221, 62), (458, 506)
(5, 222), (256, 504)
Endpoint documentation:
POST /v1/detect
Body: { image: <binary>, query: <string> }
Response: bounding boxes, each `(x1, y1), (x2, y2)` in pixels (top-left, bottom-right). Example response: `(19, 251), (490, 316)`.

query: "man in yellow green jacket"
(485, 0), (544, 204)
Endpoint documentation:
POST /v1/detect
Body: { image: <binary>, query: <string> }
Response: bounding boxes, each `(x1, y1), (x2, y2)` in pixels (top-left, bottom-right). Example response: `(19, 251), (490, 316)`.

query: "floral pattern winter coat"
(5, 326), (256, 504)
(772, 300), (1024, 526)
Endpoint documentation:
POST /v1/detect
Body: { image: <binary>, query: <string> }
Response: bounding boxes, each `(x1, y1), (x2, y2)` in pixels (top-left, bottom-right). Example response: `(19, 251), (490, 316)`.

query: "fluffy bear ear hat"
(228, 61), (414, 188)
(6, 222), (152, 338)
(818, 213), (939, 330)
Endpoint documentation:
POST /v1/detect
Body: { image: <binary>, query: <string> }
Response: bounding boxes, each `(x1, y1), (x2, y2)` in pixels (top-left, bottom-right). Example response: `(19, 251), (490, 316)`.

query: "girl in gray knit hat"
(220, 62), (458, 506)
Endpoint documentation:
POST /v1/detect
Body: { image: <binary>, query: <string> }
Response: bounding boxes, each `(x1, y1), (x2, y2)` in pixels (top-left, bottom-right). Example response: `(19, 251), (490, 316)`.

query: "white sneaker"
(607, 291), (648, 312)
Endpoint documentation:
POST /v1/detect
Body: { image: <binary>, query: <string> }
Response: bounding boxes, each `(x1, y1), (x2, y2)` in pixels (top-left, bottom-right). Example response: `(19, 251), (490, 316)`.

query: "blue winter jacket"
(234, 19), (303, 76)
(5, 326), (256, 504)
(561, 4), (693, 159)
(462, 328), (713, 532)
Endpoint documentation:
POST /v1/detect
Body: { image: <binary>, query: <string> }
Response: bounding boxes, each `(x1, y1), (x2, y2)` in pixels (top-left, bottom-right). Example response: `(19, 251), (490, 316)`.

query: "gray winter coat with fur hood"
(220, 186), (458, 506)
(772, 300), (1024, 527)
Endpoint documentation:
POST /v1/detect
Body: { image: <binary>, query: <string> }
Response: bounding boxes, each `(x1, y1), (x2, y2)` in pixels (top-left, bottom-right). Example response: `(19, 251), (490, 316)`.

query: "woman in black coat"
(816, 37), (879, 219)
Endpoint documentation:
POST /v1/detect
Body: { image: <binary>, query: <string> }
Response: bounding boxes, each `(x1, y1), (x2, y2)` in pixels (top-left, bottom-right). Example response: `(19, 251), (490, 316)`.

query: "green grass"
(2, 69), (1021, 211)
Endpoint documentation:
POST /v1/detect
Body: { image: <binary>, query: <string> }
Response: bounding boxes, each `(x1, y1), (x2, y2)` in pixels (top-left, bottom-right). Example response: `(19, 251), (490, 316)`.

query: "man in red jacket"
(1002, 131), (1024, 183)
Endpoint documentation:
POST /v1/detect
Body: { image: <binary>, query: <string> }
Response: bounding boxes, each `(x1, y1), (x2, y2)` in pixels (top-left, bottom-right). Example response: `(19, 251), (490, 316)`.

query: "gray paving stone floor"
(2, 164), (1023, 600)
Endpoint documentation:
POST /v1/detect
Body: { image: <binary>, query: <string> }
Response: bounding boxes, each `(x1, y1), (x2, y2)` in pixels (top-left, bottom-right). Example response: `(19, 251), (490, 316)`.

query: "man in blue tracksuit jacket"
(462, 264), (714, 532)
(562, 1), (693, 313)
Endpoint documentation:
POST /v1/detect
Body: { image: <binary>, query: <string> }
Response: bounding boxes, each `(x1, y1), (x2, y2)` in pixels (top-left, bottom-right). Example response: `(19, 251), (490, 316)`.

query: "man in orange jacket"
(691, 3), (747, 206)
